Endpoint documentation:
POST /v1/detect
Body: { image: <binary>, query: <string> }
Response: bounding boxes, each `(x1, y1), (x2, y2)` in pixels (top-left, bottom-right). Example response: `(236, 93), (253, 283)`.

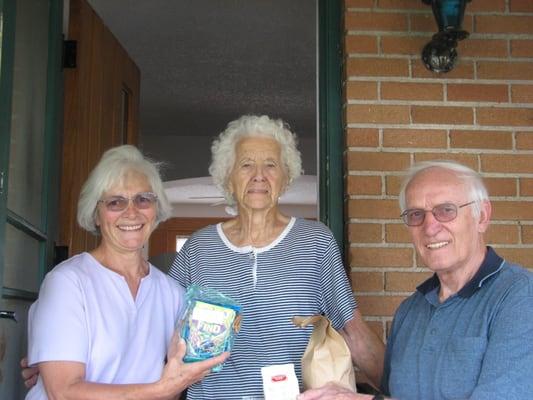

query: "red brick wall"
(343, 0), (533, 340)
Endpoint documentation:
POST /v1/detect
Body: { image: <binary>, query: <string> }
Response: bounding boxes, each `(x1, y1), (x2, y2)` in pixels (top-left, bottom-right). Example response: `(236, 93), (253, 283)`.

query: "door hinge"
(0, 171), (4, 195)
(63, 40), (77, 68)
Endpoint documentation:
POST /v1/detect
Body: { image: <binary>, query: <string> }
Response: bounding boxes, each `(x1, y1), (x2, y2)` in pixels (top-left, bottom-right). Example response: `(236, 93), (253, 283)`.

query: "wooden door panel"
(59, 0), (140, 256)
(149, 217), (229, 258)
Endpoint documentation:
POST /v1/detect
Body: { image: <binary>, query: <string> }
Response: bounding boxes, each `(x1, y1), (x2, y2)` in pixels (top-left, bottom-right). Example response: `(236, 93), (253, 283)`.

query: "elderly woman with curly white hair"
(168, 115), (385, 399)
(23, 145), (227, 400)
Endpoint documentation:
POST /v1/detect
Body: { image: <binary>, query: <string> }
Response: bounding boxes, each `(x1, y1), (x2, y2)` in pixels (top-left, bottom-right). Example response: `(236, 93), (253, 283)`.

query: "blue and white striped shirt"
(168, 217), (357, 400)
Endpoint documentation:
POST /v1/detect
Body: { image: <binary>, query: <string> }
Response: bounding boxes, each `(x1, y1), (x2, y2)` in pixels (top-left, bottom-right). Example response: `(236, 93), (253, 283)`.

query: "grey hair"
(209, 115), (302, 205)
(77, 145), (172, 234)
(398, 160), (489, 219)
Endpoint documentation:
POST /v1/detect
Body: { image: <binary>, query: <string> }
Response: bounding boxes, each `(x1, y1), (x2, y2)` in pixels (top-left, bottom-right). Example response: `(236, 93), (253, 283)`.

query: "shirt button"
(430, 328), (436, 335)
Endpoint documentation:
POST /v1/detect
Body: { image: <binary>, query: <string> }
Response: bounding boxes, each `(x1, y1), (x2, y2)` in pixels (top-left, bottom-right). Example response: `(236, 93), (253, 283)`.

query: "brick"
(386, 175), (404, 196)
(347, 104), (410, 124)
(461, 39), (508, 58)
(347, 175), (382, 195)
(345, 0), (374, 8)
(414, 153), (478, 170)
(468, 0), (505, 12)
(491, 200), (533, 221)
(345, 12), (408, 31)
(346, 81), (378, 100)
(377, 0), (425, 10)
(348, 222), (383, 243)
(492, 247), (533, 269)
(516, 132), (533, 150)
(484, 177), (517, 197)
(347, 151), (410, 171)
(385, 271), (433, 292)
(345, 35), (378, 54)
(357, 295), (407, 316)
(383, 129), (447, 148)
(475, 16), (533, 35)
(447, 84), (508, 103)
(411, 106), (473, 125)
(477, 107), (533, 127)
(511, 40), (533, 58)
(351, 272), (384, 292)
(411, 14), (473, 33)
(463, 15), (474, 33)
(381, 36), (427, 55)
(411, 13), (440, 33)
(412, 59), (474, 79)
(521, 225), (533, 244)
(511, 86), (533, 104)
(346, 57), (409, 77)
(478, 61), (533, 80)
(385, 223), (412, 243)
(510, 0), (533, 13)
(346, 128), (379, 147)
(381, 82), (443, 101)
(520, 178), (533, 196)
(482, 154), (533, 173)
(485, 224), (520, 244)
(450, 130), (512, 150)
(348, 199), (403, 219)
(350, 247), (413, 268)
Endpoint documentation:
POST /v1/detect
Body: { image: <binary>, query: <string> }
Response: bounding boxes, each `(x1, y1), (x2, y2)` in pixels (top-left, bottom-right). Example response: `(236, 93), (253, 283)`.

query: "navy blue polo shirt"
(382, 247), (533, 400)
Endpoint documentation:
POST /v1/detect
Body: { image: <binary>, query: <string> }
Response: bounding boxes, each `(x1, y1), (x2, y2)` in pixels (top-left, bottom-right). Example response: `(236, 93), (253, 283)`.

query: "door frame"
(319, 0), (344, 250)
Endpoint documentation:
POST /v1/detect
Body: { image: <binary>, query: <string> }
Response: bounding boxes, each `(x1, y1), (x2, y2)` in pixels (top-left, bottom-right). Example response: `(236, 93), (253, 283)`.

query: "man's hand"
(297, 382), (374, 400)
(21, 357), (39, 388)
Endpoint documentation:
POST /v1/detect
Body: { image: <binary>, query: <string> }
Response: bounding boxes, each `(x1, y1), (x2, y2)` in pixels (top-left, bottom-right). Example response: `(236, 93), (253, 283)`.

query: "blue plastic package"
(179, 284), (241, 371)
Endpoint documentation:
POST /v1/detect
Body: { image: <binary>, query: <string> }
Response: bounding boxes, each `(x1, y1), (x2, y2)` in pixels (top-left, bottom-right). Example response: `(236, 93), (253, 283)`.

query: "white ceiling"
(86, 0), (317, 140)
(82, 0), (319, 216)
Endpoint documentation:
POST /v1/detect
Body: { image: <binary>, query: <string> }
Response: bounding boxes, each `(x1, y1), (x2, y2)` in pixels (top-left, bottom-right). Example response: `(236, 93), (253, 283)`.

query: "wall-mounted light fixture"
(421, 0), (471, 73)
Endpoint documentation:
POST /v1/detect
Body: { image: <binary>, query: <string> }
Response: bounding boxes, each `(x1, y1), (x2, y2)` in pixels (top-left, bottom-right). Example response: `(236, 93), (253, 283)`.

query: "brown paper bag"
(293, 315), (356, 391)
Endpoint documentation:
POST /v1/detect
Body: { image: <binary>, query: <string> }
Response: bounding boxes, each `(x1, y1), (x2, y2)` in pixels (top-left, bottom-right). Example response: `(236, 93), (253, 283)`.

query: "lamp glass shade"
(432, 0), (467, 32)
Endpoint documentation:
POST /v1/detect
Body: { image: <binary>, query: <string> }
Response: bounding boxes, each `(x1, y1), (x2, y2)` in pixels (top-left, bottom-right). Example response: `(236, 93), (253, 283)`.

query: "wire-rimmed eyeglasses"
(98, 192), (158, 212)
(400, 201), (476, 227)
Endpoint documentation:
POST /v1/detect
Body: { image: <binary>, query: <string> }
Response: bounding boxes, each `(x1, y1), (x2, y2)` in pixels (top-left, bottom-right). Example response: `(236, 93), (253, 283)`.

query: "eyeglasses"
(400, 201), (476, 227)
(98, 192), (158, 212)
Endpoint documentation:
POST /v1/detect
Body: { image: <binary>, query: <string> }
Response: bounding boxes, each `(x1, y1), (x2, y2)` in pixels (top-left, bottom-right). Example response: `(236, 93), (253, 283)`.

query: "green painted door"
(0, 0), (62, 397)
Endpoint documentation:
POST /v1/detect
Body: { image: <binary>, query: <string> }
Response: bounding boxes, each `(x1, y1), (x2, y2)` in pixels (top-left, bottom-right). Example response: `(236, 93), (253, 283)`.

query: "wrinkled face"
(404, 168), (489, 275)
(95, 171), (157, 254)
(228, 136), (288, 212)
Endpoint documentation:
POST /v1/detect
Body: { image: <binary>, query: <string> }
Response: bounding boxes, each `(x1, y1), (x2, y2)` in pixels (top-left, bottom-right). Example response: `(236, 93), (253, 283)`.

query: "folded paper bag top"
(293, 315), (356, 391)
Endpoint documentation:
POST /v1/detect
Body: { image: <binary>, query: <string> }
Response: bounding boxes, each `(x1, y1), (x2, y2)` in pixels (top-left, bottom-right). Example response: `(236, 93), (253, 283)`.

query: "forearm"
(341, 309), (385, 389)
(43, 379), (181, 400)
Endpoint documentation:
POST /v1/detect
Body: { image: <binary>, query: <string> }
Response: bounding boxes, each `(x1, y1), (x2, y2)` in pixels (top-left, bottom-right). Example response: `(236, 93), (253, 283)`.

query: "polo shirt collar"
(417, 246), (505, 298)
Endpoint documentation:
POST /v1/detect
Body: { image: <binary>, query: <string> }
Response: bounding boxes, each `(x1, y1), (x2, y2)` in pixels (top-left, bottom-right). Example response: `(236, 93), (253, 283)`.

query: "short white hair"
(77, 145), (171, 234)
(209, 115), (302, 205)
(398, 160), (489, 219)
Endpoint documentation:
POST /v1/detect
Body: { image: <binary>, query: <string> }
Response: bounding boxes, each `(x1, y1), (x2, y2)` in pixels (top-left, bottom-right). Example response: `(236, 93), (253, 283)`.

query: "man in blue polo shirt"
(300, 160), (533, 400)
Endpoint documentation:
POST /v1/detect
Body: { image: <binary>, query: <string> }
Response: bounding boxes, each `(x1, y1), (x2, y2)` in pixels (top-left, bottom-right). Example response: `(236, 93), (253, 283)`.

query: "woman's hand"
(157, 332), (230, 397)
(20, 357), (39, 388)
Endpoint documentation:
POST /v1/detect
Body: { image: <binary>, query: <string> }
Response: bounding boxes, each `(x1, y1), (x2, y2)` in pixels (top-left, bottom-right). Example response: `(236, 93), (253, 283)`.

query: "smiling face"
(95, 170), (157, 255)
(228, 136), (288, 213)
(404, 167), (490, 278)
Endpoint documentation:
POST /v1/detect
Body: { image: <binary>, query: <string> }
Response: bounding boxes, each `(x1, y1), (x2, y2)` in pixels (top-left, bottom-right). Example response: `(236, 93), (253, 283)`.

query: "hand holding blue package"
(179, 284), (241, 372)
